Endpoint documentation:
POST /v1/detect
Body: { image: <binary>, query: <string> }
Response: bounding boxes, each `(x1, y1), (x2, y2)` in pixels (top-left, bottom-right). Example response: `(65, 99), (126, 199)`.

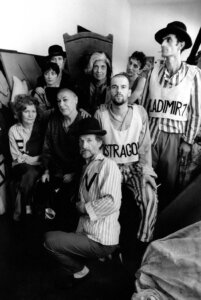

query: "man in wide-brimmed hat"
(44, 117), (121, 287)
(142, 21), (201, 211)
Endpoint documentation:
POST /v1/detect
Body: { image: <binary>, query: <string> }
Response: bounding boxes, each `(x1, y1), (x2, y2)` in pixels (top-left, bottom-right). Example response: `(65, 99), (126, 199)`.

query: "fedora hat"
(48, 44), (66, 58)
(78, 117), (106, 136)
(155, 21), (192, 50)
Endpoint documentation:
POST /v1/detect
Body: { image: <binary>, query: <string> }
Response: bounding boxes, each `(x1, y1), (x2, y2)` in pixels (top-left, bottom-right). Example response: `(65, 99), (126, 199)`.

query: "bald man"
(41, 88), (85, 230)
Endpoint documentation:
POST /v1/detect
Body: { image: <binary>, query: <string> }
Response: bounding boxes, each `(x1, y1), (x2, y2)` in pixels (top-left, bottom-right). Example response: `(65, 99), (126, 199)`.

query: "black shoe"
(54, 270), (73, 290)
(55, 277), (73, 290)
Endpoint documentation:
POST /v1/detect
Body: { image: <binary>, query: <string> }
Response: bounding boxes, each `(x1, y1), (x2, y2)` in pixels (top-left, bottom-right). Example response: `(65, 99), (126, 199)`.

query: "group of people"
(1, 20), (201, 290)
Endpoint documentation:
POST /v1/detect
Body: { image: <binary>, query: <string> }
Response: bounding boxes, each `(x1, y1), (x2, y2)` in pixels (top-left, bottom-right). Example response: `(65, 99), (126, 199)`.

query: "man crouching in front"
(44, 117), (122, 288)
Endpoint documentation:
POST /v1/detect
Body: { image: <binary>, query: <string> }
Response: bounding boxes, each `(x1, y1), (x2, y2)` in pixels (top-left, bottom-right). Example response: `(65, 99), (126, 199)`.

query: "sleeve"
(85, 160), (122, 221)
(129, 76), (146, 105)
(94, 109), (101, 123)
(33, 88), (48, 112)
(94, 106), (107, 128)
(183, 68), (201, 144)
(8, 126), (26, 162)
(41, 122), (53, 170)
(137, 106), (156, 177)
(141, 69), (153, 109)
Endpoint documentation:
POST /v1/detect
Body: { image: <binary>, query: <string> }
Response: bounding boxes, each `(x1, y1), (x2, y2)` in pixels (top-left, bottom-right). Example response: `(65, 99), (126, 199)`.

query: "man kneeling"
(44, 117), (122, 287)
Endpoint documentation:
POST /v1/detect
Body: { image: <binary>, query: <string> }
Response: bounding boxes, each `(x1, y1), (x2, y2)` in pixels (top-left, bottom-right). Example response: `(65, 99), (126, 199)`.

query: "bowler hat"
(48, 45), (66, 58)
(155, 21), (192, 50)
(78, 117), (106, 136)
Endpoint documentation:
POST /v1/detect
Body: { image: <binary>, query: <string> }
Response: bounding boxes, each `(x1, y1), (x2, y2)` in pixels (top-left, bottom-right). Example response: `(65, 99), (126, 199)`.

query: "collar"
(160, 61), (187, 86)
(163, 61), (185, 78)
(86, 152), (105, 165)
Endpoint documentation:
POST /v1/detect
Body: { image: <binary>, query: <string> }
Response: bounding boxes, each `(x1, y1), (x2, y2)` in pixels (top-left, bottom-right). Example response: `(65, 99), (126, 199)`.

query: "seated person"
(32, 62), (60, 111)
(8, 95), (47, 219)
(41, 88), (85, 231)
(95, 73), (158, 256)
(44, 117), (122, 288)
(126, 51), (147, 104)
(76, 51), (112, 115)
(37, 44), (74, 89)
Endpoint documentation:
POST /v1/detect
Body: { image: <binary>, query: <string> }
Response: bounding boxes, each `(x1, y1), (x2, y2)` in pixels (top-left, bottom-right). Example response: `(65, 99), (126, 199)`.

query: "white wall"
(128, 0), (201, 64)
(1, 0), (130, 74)
(1, 0), (200, 75)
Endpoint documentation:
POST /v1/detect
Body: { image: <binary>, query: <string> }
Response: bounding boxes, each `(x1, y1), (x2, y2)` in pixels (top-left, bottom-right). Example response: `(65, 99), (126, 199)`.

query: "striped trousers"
(119, 162), (158, 242)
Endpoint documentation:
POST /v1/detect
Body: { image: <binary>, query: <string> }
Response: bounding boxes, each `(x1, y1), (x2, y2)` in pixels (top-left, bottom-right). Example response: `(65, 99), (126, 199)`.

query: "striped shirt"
(142, 62), (201, 146)
(77, 153), (122, 246)
(9, 123), (33, 162)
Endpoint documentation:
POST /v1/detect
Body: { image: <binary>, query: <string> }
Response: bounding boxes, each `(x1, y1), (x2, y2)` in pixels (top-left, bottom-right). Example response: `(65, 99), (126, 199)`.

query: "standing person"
(9, 95), (47, 219)
(44, 117), (121, 288)
(37, 44), (74, 89)
(76, 51), (112, 115)
(126, 51), (147, 104)
(95, 73), (157, 249)
(142, 21), (201, 210)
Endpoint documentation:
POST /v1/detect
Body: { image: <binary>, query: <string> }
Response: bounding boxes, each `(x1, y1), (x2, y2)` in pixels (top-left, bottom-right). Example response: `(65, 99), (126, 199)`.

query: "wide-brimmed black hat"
(78, 117), (106, 136)
(48, 44), (66, 58)
(155, 21), (192, 50)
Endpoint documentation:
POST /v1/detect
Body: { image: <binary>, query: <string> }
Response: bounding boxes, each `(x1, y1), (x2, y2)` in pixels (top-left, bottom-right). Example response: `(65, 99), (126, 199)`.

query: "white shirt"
(77, 153), (122, 245)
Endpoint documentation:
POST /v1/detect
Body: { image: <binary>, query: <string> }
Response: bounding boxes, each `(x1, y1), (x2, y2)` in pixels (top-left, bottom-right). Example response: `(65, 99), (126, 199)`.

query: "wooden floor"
(0, 213), (145, 300)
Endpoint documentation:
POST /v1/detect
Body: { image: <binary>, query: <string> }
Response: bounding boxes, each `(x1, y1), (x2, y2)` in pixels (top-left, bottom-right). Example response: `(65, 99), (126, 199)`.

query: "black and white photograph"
(0, 0), (201, 299)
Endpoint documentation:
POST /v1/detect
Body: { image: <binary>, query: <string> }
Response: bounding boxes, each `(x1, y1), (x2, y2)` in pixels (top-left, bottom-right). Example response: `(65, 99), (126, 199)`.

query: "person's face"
(79, 134), (102, 161)
(44, 69), (58, 86)
(110, 76), (131, 106)
(22, 104), (37, 126)
(143, 60), (152, 71)
(50, 56), (65, 71)
(126, 58), (141, 78)
(92, 60), (107, 81)
(161, 34), (184, 57)
(57, 90), (78, 117)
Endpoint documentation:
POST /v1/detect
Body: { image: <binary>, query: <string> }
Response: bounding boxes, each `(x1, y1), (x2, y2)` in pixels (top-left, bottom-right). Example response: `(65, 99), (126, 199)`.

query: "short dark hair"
(42, 61), (60, 76)
(129, 51), (146, 70)
(175, 34), (186, 52)
(13, 95), (40, 123)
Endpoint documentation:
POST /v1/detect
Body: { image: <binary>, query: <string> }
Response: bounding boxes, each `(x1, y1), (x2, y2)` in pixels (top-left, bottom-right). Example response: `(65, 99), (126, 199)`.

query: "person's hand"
(24, 155), (40, 165)
(76, 201), (86, 214)
(179, 141), (192, 165)
(98, 103), (109, 112)
(143, 174), (157, 190)
(63, 173), (74, 183)
(35, 87), (45, 95)
(17, 154), (27, 163)
(41, 171), (50, 183)
(79, 108), (91, 118)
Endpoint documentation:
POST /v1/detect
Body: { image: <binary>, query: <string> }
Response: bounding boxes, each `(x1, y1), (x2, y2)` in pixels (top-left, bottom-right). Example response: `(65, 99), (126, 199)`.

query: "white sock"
(26, 205), (32, 214)
(73, 265), (89, 279)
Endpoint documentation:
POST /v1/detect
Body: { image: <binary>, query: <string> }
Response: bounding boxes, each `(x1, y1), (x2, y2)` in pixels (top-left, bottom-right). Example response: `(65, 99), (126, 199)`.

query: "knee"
(44, 231), (58, 252)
